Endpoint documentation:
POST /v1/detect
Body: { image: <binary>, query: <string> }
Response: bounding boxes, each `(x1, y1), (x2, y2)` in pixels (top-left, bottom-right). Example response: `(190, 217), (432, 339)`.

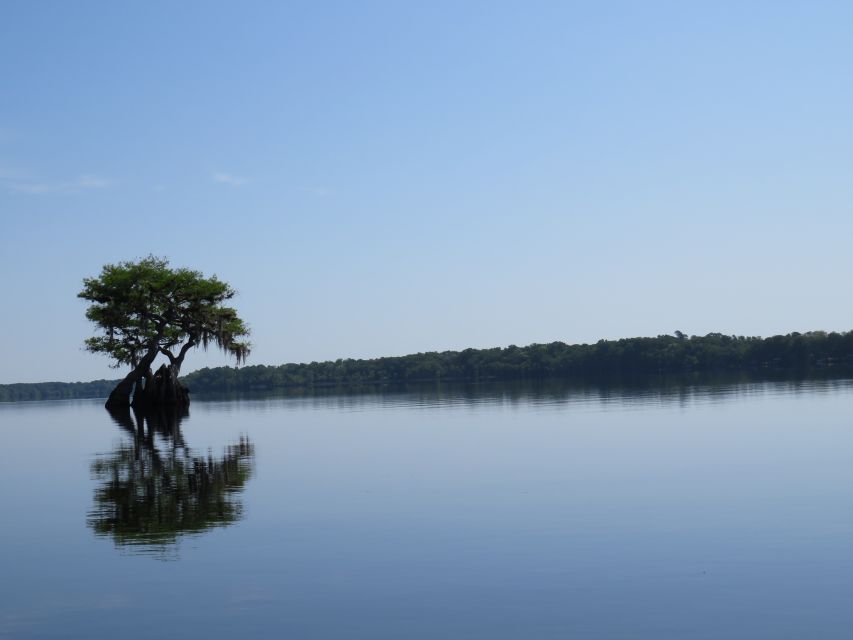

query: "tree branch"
(159, 347), (178, 365)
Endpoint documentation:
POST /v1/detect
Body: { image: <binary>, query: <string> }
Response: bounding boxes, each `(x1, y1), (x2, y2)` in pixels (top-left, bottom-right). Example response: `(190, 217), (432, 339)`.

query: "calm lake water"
(3, 378), (853, 639)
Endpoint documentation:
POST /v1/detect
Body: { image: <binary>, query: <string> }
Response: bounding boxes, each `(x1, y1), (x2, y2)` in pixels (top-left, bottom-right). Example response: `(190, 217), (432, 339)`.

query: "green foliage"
(0, 379), (118, 402)
(180, 330), (853, 393)
(78, 256), (250, 370)
(4, 330), (852, 401)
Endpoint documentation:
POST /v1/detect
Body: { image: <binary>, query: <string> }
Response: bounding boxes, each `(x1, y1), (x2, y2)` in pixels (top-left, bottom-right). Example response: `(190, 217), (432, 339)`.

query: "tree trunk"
(105, 345), (160, 410)
(131, 368), (152, 407)
(138, 363), (190, 410)
(108, 341), (192, 411)
(105, 376), (137, 410)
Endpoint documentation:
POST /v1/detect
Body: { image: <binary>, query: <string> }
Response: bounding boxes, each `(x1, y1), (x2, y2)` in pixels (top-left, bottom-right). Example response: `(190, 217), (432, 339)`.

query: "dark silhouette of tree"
(78, 256), (250, 410)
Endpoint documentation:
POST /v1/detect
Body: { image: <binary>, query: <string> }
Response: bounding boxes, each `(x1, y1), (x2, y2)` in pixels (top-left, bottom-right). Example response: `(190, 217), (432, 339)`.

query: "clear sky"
(2, 1), (853, 383)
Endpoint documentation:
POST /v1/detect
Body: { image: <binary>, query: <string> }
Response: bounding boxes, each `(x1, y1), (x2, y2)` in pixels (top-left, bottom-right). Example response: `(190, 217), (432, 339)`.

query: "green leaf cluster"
(78, 256), (250, 370)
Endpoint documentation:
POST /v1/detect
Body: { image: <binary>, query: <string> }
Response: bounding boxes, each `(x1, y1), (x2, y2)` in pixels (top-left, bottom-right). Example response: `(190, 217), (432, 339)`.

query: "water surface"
(2, 378), (853, 638)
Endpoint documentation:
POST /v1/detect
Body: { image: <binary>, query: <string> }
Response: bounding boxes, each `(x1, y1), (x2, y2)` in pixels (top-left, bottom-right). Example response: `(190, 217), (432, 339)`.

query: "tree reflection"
(88, 406), (254, 555)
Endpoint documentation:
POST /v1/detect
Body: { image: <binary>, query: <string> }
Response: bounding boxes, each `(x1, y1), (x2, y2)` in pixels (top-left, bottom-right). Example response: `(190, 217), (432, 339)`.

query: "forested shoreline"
(0, 379), (120, 402)
(3, 331), (853, 402)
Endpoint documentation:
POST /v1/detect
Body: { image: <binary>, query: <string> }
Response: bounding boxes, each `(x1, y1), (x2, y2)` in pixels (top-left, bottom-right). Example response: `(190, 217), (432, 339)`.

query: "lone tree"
(79, 256), (250, 410)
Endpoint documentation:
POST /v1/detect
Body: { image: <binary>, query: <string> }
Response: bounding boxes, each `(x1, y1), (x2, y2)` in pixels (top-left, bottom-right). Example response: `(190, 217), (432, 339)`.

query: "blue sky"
(2, 1), (853, 383)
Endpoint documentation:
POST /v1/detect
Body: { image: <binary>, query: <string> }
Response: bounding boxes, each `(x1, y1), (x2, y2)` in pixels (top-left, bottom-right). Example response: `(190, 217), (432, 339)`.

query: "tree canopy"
(79, 256), (250, 408)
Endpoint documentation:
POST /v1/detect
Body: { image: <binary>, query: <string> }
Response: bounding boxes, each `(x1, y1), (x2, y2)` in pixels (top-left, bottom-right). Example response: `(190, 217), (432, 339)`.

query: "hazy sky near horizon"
(2, 1), (853, 383)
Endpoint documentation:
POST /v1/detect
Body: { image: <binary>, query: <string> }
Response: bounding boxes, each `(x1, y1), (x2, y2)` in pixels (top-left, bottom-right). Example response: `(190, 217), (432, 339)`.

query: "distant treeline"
(181, 331), (853, 393)
(0, 379), (118, 402)
(3, 331), (853, 402)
